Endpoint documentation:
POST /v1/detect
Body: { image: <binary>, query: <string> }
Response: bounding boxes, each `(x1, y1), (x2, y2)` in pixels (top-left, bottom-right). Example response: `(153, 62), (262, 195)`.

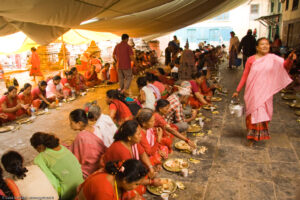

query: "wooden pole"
(62, 35), (67, 70)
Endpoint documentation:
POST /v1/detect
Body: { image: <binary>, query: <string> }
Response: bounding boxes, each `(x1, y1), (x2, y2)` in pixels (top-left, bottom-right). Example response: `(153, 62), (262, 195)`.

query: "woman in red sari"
(29, 47), (43, 82)
(76, 159), (148, 200)
(109, 63), (118, 83)
(19, 83), (41, 111)
(71, 67), (87, 92)
(61, 71), (77, 97)
(85, 65), (101, 87)
(101, 120), (161, 200)
(135, 108), (168, 166)
(1, 86), (27, 122)
(233, 37), (296, 147)
(155, 99), (196, 150)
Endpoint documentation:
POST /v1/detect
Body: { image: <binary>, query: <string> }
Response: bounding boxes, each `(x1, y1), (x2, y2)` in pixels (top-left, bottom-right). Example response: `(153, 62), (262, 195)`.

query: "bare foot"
(246, 140), (254, 147)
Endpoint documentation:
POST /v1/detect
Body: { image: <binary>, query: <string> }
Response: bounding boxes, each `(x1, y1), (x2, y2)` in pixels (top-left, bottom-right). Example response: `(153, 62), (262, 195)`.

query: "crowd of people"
(0, 31), (299, 199)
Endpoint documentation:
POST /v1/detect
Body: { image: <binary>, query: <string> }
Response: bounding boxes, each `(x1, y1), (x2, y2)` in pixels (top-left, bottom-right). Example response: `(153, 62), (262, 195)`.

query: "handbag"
(234, 58), (242, 67)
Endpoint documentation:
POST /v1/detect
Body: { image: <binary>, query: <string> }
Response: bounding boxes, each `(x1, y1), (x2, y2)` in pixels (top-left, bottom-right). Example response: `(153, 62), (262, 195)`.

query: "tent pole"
(62, 35), (66, 71)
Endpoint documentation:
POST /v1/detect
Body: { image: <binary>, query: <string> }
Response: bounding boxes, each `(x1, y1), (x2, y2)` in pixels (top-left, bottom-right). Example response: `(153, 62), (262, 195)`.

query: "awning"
(0, 0), (247, 45)
(256, 14), (281, 27)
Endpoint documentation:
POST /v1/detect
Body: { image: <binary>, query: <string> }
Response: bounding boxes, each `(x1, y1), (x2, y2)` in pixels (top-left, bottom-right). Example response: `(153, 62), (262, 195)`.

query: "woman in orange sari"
(29, 47), (43, 81)
(101, 120), (161, 200)
(76, 159), (148, 200)
(109, 63), (118, 84)
(85, 65), (101, 87)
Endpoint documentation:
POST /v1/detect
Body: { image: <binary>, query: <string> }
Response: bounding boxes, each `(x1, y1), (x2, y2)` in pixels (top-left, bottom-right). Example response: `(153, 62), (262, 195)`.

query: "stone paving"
(0, 61), (299, 200)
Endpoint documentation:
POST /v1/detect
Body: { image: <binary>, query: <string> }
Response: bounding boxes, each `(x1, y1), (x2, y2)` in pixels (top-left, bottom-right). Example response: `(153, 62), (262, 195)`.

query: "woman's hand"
(288, 51), (297, 61)
(159, 150), (167, 159)
(0, 113), (8, 119)
(156, 127), (163, 143)
(191, 109), (197, 119)
(232, 92), (239, 98)
(187, 140), (196, 149)
(152, 178), (163, 186)
(148, 167), (156, 178)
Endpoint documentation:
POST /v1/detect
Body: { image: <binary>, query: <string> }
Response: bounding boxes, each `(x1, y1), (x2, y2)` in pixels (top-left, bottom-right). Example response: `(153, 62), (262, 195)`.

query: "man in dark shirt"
(238, 29), (256, 68)
(113, 34), (135, 93)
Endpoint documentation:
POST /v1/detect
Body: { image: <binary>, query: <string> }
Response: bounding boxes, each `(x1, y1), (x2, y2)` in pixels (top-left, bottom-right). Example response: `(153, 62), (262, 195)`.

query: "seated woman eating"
(146, 73), (168, 99)
(136, 108), (168, 166)
(46, 75), (64, 101)
(61, 71), (77, 97)
(101, 120), (161, 199)
(188, 71), (214, 109)
(31, 81), (56, 109)
(85, 65), (101, 87)
(84, 101), (117, 148)
(1, 151), (58, 199)
(155, 99), (196, 150)
(69, 109), (107, 179)
(106, 90), (133, 126)
(30, 132), (84, 200)
(76, 159), (148, 200)
(1, 86), (27, 122)
(71, 67), (87, 92)
(136, 77), (156, 110)
(19, 83), (41, 112)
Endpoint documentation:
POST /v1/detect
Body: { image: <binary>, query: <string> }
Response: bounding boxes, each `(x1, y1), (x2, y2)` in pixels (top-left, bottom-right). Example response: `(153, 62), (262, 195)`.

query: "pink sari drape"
(244, 54), (292, 124)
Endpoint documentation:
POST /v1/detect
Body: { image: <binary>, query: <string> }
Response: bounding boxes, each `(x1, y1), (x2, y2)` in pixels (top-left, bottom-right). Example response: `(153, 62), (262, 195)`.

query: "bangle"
(149, 165), (154, 169)
(185, 138), (190, 143)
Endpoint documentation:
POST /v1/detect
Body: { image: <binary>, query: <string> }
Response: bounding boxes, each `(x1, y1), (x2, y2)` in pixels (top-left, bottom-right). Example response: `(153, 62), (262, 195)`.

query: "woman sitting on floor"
(188, 71), (214, 109)
(69, 109), (107, 179)
(31, 81), (55, 109)
(76, 159), (148, 200)
(85, 65), (101, 87)
(61, 71), (77, 97)
(19, 83), (41, 112)
(84, 101), (117, 147)
(106, 90), (133, 126)
(155, 99), (196, 150)
(146, 73), (168, 99)
(108, 62), (118, 84)
(136, 77), (156, 110)
(1, 151), (58, 199)
(71, 67), (87, 92)
(1, 86), (27, 122)
(136, 108), (168, 166)
(100, 120), (161, 199)
(30, 132), (83, 200)
(46, 75), (64, 101)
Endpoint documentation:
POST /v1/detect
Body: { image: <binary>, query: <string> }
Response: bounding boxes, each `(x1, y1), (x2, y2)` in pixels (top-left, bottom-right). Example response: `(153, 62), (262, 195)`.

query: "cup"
(192, 149), (197, 155)
(281, 93), (284, 97)
(293, 100), (297, 104)
(45, 108), (49, 112)
(161, 193), (169, 200)
(200, 121), (204, 128)
(210, 107), (215, 112)
(58, 103), (62, 107)
(181, 168), (188, 177)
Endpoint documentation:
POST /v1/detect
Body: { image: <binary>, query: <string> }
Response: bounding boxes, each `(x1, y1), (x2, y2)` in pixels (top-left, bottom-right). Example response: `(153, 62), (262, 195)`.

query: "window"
(286, 0), (289, 10)
(292, 0), (299, 10)
(251, 4), (259, 14)
(271, 1), (274, 12)
(278, 2), (281, 12)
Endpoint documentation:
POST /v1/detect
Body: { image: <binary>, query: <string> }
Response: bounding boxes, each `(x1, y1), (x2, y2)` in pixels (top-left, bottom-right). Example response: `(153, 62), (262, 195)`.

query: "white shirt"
(46, 79), (62, 98)
(14, 165), (59, 200)
(94, 114), (117, 147)
(142, 86), (156, 110)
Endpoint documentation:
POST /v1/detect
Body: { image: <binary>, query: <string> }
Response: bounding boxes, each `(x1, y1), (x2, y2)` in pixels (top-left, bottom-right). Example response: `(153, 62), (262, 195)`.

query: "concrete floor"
(0, 61), (300, 200)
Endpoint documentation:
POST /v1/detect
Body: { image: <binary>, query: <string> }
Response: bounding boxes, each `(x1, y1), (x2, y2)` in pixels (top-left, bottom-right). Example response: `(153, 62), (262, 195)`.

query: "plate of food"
(282, 94), (296, 100)
(0, 125), (15, 133)
(163, 158), (189, 172)
(174, 141), (191, 151)
(68, 97), (76, 101)
(35, 110), (47, 116)
(295, 111), (300, 116)
(16, 118), (33, 124)
(289, 103), (300, 108)
(187, 125), (201, 133)
(147, 178), (177, 195)
(202, 105), (217, 110)
(211, 97), (222, 102)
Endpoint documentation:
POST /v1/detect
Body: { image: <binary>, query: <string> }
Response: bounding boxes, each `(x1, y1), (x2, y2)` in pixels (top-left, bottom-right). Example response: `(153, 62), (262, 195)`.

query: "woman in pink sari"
(233, 37), (296, 146)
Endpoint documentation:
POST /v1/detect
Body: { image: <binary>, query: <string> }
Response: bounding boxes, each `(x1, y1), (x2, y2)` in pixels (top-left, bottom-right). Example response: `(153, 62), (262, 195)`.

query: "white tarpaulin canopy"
(0, 0), (247, 45)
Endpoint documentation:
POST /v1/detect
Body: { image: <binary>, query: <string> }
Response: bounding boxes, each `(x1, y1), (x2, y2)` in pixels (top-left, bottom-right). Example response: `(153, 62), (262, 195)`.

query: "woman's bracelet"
(185, 138), (190, 143)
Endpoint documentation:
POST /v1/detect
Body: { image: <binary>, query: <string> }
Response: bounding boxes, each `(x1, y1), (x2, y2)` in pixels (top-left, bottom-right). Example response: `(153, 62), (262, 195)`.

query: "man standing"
(113, 34), (135, 93)
(238, 29), (256, 68)
(228, 31), (240, 69)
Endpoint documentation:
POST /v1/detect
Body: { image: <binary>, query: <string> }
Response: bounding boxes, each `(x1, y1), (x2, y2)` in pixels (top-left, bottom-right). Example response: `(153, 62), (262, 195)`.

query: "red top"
(236, 55), (293, 92)
(109, 100), (132, 123)
(113, 41), (133, 70)
(31, 87), (44, 100)
(79, 172), (117, 200)
(139, 129), (159, 156)
(85, 71), (99, 81)
(153, 81), (165, 94)
(0, 96), (18, 108)
(200, 80), (211, 95)
(153, 112), (167, 128)
(18, 93), (33, 105)
(190, 80), (200, 93)
(102, 141), (144, 165)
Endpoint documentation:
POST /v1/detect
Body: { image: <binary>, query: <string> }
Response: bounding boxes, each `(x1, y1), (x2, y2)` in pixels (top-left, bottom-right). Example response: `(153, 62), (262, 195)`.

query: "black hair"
(1, 151), (28, 179)
(65, 71), (73, 76)
(145, 72), (158, 83)
(0, 166), (13, 197)
(135, 108), (153, 127)
(114, 120), (139, 142)
(53, 75), (61, 81)
(121, 34), (129, 40)
(106, 89), (128, 106)
(39, 80), (47, 87)
(31, 47), (36, 52)
(156, 99), (170, 112)
(192, 71), (206, 79)
(157, 68), (165, 75)
(175, 58), (180, 65)
(105, 159), (148, 183)
(4, 86), (17, 95)
(136, 77), (147, 88)
(104, 63), (110, 67)
(19, 83), (32, 94)
(256, 37), (269, 46)
(30, 132), (60, 149)
(69, 109), (88, 125)
(70, 67), (77, 72)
